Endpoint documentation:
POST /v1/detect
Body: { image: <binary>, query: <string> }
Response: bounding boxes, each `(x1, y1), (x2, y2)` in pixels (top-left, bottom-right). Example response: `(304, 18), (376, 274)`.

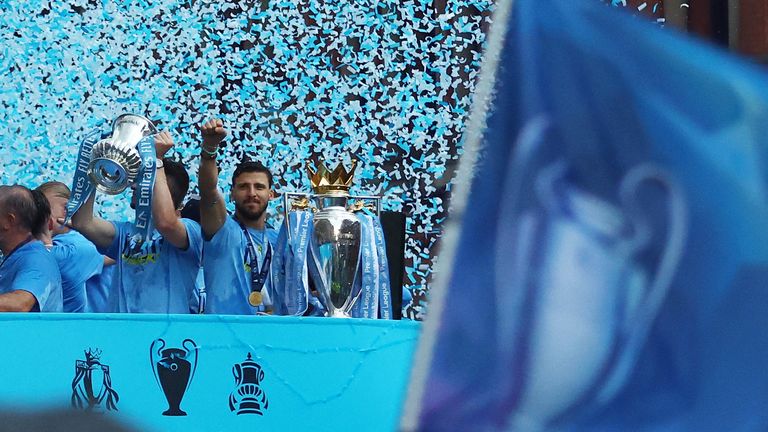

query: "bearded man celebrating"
(198, 119), (278, 314)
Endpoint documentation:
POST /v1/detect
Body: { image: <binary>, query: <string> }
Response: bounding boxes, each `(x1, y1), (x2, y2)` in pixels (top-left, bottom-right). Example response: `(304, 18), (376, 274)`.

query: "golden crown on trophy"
(306, 159), (357, 195)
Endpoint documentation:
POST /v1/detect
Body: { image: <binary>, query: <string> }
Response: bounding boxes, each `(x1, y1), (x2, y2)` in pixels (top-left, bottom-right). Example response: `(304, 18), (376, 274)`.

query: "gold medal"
(249, 291), (263, 307)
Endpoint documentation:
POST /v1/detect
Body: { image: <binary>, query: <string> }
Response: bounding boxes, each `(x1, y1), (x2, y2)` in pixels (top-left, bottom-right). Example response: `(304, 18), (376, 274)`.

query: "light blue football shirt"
(100, 218), (203, 313)
(203, 216), (278, 315)
(0, 239), (63, 312)
(85, 263), (116, 313)
(52, 230), (103, 313)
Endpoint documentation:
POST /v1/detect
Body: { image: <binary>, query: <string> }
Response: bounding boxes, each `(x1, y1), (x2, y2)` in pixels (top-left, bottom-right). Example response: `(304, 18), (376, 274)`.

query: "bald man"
(0, 185), (62, 312)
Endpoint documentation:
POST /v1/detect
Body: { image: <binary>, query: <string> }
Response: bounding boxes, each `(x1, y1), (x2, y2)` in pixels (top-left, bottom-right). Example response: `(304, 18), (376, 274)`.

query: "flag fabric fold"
(407, 1), (768, 430)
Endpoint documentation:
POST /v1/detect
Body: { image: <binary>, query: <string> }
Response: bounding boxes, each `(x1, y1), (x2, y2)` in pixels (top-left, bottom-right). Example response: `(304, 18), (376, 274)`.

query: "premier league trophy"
(88, 114), (158, 195)
(280, 159), (391, 318)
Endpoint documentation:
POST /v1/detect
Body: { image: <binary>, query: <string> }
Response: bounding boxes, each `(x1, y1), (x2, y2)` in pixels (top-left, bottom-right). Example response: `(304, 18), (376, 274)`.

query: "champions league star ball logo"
(71, 348), (120, 411)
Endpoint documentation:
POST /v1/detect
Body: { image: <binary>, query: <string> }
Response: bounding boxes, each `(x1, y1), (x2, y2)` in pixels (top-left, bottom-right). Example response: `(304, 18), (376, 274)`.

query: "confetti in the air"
(0, 0), (494, 319)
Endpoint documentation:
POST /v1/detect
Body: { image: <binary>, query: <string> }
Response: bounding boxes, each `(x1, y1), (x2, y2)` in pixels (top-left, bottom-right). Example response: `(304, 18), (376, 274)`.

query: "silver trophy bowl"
(311, 194), (362, 318)
(88, 114), (157, 195)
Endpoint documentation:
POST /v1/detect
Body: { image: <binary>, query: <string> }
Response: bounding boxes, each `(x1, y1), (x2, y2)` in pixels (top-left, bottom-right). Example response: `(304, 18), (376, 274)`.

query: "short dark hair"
(30, 189), (51, 237)
(180, 196), (200, 223)
(163, 158), (190, 210)
(231, 160), (273, 188)
(0, 185), (47, 236)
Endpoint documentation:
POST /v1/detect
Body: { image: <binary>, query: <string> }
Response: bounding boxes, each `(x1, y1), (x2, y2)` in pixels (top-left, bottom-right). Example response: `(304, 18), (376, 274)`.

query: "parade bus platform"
(0, 314), (419, 431)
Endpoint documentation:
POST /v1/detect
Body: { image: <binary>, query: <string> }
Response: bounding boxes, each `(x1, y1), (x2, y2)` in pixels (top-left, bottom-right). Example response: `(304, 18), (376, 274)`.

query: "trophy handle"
(347, 195), (381, 216)
(149, 338), (165, 388)
(283, 192), (313, 244)
(596, 164), (688, 404)
(233, 363), (242, 385)
(182, 339), (199, 390)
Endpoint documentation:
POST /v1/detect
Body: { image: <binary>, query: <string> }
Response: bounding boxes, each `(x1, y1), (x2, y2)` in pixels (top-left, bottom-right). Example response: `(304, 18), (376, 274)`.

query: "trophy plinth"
(87, 114), (156, 195)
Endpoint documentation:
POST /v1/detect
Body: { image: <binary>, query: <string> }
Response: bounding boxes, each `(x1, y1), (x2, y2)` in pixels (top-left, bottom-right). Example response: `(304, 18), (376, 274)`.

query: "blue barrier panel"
(0, 314), (419, 431)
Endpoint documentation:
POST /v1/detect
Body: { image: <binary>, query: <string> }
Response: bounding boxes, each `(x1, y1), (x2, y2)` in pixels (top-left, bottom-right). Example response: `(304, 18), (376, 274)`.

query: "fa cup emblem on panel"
(229, 353), (269, 415)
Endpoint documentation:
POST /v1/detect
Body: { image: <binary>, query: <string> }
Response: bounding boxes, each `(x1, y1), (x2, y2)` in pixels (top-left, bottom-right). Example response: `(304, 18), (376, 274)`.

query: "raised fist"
(200, 118), (227, 150)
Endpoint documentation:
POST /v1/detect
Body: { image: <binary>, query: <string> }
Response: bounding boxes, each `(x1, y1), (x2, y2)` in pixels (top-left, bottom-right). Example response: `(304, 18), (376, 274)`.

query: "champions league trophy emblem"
(499, 159), (687, 429)
(229, 353), (269, 415)
(88, 114), (157, 195)
(150, 339), (198, 416)
(283, 160), (383, 318)
(71, 348), (120, 412)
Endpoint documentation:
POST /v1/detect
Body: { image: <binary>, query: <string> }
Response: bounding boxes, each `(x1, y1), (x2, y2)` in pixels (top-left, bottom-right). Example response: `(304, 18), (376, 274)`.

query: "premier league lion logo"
(71, 348), (120, 411)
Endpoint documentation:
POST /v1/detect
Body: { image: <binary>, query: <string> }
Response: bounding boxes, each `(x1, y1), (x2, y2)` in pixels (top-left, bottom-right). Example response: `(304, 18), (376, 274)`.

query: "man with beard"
(198, 118), (278, 314)
(0, 185), (62, 312)
(71, 132), (203, 313)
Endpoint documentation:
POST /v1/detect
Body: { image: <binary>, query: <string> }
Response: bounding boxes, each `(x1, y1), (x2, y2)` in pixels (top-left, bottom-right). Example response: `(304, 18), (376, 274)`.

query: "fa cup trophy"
(282, 159), (386, 318)
(65, 113), (159, 244)
(88, 114), (158, 195)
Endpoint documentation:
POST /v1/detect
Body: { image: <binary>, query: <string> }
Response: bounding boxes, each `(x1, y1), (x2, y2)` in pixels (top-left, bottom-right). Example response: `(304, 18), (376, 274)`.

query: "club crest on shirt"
(121, 233), (163, 265)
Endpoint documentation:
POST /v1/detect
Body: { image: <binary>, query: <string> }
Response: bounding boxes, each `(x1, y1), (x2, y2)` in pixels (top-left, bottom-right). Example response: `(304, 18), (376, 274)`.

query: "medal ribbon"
(238, 220), (273, 308)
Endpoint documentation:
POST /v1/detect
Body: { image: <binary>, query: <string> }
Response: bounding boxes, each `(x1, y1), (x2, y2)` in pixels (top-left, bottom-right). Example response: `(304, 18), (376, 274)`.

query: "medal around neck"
(248, 291), (263, 307)
(283, 159), (383, 318)
(88, 114), (157, 195)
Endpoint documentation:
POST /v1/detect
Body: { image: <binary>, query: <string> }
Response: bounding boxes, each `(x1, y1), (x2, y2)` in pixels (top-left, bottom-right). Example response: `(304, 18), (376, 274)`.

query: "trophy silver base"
(89, 157), (133, 195)
(88, 138), (143, 195)
(86, 114), (154, 196)
(328, 309), (351, 318)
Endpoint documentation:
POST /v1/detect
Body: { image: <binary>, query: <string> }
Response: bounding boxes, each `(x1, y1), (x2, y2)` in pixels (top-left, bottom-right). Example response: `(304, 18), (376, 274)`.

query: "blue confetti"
(0, 0), (494, 320)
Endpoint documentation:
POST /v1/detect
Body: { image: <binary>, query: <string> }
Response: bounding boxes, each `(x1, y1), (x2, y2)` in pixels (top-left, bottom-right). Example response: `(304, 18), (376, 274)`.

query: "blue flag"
(404, 0), (768, 431)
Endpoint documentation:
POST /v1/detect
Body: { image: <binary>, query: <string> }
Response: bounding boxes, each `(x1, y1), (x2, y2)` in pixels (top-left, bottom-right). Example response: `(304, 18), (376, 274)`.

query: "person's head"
(30, 188), (52, 243)
(36, 181), (70, 236)
(230, 160), (275, 223)
(180, 196), (201, 223)
(164, 159), (190, 211)
(0, 185), (49, 252)
(130, 158), (190, 214)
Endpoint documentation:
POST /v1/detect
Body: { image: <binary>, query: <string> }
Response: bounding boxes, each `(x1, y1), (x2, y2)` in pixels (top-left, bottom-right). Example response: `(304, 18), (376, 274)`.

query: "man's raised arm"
(151, 131), (189, 250)
(70, 189), (116, 250)
(198, 118), (228, 240)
